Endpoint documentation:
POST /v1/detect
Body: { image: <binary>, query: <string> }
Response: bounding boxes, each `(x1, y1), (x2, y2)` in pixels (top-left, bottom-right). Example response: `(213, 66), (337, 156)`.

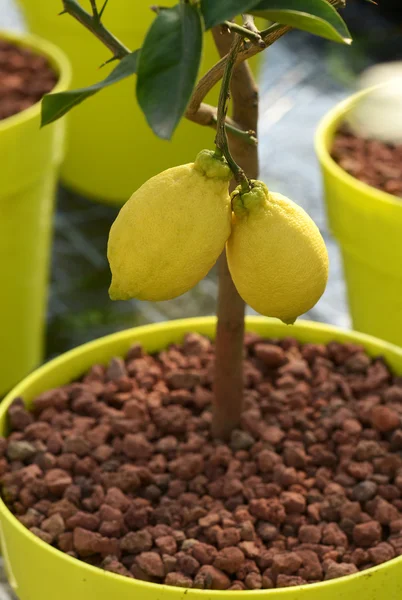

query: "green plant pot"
(18, 0), (261, 205)
(1, 316), (402, 599)
(0, 31), (71, 397)
(315, 88), (402, 346)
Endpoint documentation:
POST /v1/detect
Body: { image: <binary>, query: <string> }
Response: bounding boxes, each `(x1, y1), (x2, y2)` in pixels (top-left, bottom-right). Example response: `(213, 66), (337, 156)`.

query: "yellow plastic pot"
(1, 316), (402, 599)
(316, 88), (402, 347)
(18, 0), (260, 205)
(0, 32), (71, 397)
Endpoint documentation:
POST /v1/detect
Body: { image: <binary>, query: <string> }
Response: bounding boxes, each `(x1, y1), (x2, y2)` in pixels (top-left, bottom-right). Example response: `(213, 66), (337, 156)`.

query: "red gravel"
(331, 128), (402, 197)
(2, 333), (402, 590)
(0, 39), (57, 121)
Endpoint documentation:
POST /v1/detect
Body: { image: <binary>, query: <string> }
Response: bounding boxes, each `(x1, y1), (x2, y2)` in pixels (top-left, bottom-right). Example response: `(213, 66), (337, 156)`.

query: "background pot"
(1, 316), (402, 599)
(315, 88), (402, 347)
(18, 0), (261, 205)
(0, 31), (71, 397)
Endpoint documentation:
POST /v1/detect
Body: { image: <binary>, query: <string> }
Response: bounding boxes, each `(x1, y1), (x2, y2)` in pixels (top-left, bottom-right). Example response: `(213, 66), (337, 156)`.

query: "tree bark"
(211, 28), (259, 440)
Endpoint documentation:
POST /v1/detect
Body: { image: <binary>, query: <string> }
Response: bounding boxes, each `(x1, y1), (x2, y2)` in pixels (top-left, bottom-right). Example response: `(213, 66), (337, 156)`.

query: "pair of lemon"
(107, 150), (328, 324)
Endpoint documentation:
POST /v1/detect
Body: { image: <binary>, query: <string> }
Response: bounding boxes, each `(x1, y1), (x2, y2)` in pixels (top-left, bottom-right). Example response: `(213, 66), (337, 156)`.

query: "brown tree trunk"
(211, 28), (259, 440)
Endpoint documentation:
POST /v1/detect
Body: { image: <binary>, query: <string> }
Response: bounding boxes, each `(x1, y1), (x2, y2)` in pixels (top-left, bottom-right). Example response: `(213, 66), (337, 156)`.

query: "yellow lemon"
(227, 180), (329, 323)
(108, 150), (232, 301)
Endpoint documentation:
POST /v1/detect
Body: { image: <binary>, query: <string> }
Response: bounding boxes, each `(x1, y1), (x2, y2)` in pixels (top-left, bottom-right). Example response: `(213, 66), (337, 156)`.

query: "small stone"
(324, 562), (358, 580)
(165, 572), (193, 588)
(230, 429), (255, 451)
(214, 547), (245, 574)
(371, 406), (400, 432)
(136, 552), (165, 579)
(245, 572), (262, 589)
(254, 344), (286, 367)
(191, 542), (218, 565)
(281, 491), (306, 514)
(257, 522), (278, 542)
(44, 469), (72, 496)
(155, 535), (177, 555)
(322, 523), (348, 547)
(276, 574), (306, 588)
(216, 527), (241, 549)
(352, 481), (378, 502)
(194, 565), (231, 590)
(368, 542), (395, 565)
(298, 525), (322, 544)
(272, 552), (302, 576)
(121, 531), (153, 554)
(353, 521), (382, 547)
(7, 440), (36, 461)
(41, 513), (65, 539)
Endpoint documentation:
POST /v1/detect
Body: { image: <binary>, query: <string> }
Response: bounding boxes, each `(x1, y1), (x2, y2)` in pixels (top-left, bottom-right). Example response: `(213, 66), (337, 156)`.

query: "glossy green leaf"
(41, 51), (139, 126)
(136, 3), (203, 140)
(252, 0), (352, 44)
(201, 0), (261, 30)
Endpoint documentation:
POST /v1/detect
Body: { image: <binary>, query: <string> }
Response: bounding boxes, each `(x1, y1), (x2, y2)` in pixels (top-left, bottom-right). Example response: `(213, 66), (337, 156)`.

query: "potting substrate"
(0, 38), (56, 120)
(331, 128), (402, 197)
(1, 332), (402, 591)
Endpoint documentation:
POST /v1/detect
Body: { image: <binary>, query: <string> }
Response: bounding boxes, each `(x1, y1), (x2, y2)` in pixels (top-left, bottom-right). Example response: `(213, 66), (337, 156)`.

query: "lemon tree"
(42, 0), (351, 439)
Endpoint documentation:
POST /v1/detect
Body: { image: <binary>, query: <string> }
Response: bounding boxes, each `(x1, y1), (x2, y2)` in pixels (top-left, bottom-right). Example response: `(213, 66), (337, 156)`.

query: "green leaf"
(41, 50), (139, 126)
(136, 3), (203, 140)
(252, 0), (352, 44)
(200, 0), (261, 30)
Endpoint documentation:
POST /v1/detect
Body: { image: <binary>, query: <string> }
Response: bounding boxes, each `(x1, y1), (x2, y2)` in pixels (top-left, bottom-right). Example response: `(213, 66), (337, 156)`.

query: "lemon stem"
(215, 34), (251, 193)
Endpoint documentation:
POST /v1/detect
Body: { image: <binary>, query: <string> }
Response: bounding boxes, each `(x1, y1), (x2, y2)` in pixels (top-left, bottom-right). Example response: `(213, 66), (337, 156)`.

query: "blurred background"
(1, 0), (402, 360)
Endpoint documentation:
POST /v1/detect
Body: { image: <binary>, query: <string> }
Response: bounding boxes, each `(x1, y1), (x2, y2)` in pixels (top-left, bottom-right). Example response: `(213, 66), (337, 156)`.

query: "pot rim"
(0, 30), (71, 133)
(1, 315), (402, 597)
(315, 84), (402, 208)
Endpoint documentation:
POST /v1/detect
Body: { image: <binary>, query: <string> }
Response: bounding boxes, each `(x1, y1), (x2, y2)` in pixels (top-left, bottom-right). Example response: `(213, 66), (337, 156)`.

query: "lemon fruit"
(227, 180), (329, 323)
(108, 150), (232, 301)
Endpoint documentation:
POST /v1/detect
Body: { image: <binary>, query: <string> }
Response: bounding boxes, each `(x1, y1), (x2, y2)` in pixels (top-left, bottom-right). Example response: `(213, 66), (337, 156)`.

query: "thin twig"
(223, 20), (265, 47)
(214, 35), (250, 191)
(242, 14), (260, 35)
(62, 0), (130, 59)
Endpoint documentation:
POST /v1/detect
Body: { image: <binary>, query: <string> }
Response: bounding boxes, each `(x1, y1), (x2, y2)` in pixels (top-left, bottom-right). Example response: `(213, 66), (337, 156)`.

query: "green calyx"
(231, 180), (269, 217)
(193, 150), (232, 181)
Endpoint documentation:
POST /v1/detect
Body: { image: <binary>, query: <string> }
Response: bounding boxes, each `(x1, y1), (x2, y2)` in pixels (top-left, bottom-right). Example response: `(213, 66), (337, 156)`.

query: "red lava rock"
(136, 552), (165, 579)
(245, 572), (263, 589)
(368, 542), (395, 565)
(324, 561), (358, 580)
(281, 492), (306, 514)
(214, 547), (245, 574)
(216, 527), (241, 549)
(298, 524), (321, 544)
(155, 535), (177, 554)
(169, 454), (204, 480)
(368, 497), (400, 525)
(121, 530), (153, 554)
(249, 498), (286, 524)
(44, 470), (72, 496)
(322, 523), (348, 547)
(194, 565), (231, 590)
(254, 344), (286, 368)
(353, 521), (383, 547)
(272, 552), (302, 576)
(191, 542), (218, 565)
(66, 512), (99, 532)
(276, 574), (306, 587)
(165, 572), (193, 588)
(371, 406), (400, 433)
(4, 333), (402, 591)
(41, 513), (65, 539)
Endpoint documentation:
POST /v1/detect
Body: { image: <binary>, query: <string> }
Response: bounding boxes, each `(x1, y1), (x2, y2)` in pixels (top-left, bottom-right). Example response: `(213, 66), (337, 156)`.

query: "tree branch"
(61, 0), (130, 59)
(223, 20), (266, 47)
(186, 102), (257, 145)
(211, 26), (259, 440)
